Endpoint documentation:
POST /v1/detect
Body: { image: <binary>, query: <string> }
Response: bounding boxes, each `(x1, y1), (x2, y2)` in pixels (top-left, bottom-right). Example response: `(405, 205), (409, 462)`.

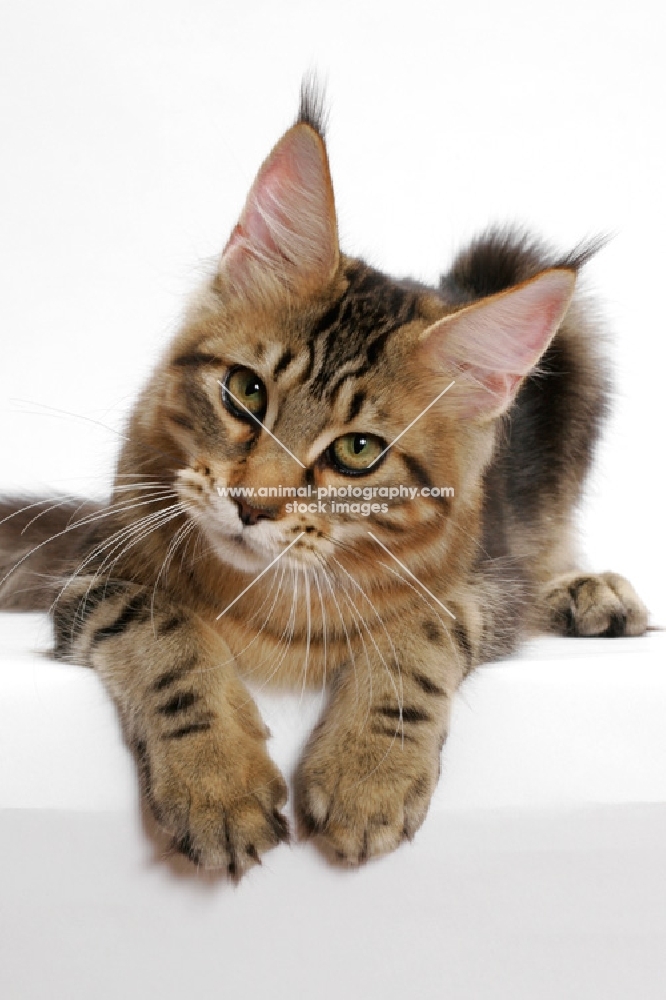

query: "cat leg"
(541, 571), (648, 637)
(294, 608), (471, 864)
(53, 579), (288, 874)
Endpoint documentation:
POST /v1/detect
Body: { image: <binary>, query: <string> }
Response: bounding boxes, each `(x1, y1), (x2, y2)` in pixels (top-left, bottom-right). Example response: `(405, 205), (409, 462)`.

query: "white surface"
(1, 616), (666, 999)
(1, 0), (666, 997)
(2, 615), (666, 814)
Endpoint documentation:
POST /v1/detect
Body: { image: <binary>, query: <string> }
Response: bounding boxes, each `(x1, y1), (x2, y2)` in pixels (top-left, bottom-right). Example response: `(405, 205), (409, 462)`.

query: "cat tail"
(0, 496), (103, 611)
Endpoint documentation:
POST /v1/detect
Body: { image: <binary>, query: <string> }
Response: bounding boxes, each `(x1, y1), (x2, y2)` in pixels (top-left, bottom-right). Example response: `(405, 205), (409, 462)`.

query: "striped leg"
(54, 579), (288, 874)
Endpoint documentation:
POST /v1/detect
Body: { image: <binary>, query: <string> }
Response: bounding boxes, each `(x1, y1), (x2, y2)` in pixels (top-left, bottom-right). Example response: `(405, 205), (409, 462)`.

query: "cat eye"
(222, 367), (267, 422)
(328, 433), (385, 474)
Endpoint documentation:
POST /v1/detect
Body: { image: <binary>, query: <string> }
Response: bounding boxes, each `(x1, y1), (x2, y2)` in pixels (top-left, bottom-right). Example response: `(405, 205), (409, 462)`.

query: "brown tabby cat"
(0, 85), (648, 875)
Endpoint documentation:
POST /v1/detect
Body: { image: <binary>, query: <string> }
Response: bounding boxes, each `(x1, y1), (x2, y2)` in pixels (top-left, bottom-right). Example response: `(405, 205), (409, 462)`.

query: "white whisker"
(330, 555), (403, 720)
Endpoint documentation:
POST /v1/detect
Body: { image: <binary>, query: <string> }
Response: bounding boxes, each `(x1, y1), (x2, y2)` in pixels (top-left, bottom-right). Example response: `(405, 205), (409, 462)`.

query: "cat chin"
(209, 535), (273, 575)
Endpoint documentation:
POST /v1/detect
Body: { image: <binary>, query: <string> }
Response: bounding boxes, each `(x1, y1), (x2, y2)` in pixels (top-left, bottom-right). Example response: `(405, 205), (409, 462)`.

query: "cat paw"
(138, 734), (289, 876)
(544, 571), (648, 637)
(294, 728), (439, 865)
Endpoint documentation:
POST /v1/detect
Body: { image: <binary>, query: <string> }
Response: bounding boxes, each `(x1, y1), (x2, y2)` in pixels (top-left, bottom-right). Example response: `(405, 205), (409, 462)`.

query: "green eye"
(223, 367), (267, 421)
(329, 433), (385, 474)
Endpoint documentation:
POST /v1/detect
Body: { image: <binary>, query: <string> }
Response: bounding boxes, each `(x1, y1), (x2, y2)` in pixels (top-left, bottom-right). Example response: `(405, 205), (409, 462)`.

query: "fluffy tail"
(0, 497), (104, 611)
(439, 227), (608, 303)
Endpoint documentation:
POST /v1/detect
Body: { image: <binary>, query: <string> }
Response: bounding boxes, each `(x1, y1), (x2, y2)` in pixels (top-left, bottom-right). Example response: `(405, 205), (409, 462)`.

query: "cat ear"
(419, 269), (576, 420)
(218, 122), (339, 298)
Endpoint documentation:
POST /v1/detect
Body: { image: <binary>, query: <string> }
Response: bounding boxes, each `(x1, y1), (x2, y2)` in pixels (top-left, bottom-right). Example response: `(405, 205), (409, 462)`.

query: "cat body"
(0, 87), (648, 873)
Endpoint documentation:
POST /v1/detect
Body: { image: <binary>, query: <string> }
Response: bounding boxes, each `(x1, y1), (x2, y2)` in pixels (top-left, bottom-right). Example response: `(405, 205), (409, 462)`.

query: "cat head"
(134, 86), (575, 579)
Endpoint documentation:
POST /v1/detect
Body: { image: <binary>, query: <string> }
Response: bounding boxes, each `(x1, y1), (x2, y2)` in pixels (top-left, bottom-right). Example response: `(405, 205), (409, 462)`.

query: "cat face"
(164, 259), (464, 576)
(138, 109), (575, 579)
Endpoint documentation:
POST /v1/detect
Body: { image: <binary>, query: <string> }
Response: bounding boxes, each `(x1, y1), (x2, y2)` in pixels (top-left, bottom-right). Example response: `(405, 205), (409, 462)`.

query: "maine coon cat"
(0, 84), (648, 875)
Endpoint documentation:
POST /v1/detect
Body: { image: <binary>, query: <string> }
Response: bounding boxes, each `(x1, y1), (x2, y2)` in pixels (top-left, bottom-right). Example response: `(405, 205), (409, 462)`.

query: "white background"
(1, 2), (665, 998)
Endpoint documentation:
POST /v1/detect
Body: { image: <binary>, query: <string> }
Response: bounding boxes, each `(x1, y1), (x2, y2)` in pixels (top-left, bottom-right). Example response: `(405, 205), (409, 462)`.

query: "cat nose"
(234, 498), (279, 527)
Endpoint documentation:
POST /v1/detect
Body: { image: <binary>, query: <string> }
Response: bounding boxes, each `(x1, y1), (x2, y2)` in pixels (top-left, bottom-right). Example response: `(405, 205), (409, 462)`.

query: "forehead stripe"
(346, 390), (366, 423)
(273, 347), (294, 378)
(307, 265), (419, 398)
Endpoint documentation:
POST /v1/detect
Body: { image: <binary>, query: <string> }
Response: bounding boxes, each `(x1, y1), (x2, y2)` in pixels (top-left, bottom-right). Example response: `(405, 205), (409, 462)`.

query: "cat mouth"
(234, 524), (318, 567)
(196, 510), (317, 573)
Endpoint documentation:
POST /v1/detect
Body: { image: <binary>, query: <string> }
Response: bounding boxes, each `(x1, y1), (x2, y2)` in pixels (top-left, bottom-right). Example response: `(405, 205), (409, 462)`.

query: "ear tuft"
(420, 269), (576, 420)
(297, 73), (328, 138)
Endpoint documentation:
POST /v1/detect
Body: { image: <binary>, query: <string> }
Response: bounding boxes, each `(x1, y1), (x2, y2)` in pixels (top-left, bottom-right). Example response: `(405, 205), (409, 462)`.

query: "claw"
(173, 832), (202, 866)
(246, 844), (261, 864)
(299, 809), (323, 837)
(268, 808), (290, 844)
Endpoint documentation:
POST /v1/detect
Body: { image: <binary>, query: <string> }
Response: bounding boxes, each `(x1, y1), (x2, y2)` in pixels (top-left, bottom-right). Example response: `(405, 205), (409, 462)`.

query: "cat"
(0, 82), (648, 876)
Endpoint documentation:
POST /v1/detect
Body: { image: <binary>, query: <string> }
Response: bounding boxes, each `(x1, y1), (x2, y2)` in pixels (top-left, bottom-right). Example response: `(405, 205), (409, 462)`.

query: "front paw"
(294, 722), (441, 865)
(136, 731), (289, 876)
